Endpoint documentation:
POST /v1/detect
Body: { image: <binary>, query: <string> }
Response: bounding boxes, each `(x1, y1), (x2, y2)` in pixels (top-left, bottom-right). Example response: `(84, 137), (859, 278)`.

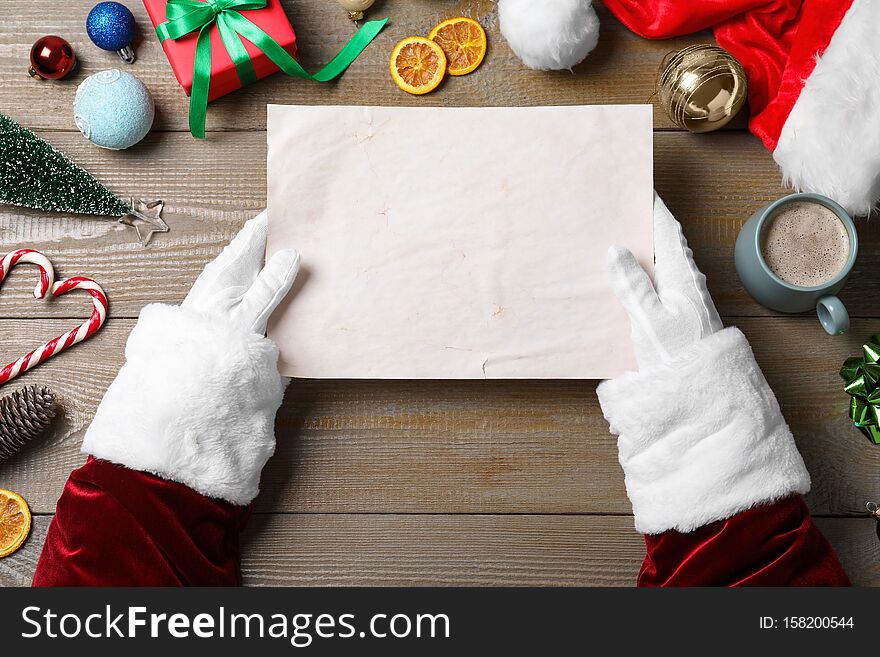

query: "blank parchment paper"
(267, 104), (653, 379)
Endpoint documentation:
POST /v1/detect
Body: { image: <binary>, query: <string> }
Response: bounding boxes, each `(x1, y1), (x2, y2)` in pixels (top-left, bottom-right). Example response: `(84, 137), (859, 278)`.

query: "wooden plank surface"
(2, 0), (878, 588)
(1, 317), (878, 517)
(1, 131), (879, 320)
(3, 515), (877, 587)
(0, 1), (716, 132)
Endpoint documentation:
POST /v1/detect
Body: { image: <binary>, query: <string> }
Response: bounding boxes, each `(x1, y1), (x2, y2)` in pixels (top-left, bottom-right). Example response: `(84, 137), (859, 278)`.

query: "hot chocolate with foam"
(759, 201), (850, 288)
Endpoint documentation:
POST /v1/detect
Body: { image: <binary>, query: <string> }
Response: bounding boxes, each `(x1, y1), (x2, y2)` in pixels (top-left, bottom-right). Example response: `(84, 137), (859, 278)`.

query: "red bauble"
(29, 36), (76, 80)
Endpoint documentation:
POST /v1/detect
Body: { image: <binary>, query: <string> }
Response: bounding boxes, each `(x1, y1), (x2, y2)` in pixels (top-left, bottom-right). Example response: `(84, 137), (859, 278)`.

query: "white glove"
(607, 194), (722, 369)
(597, 194), (810, 534)
(81, 211), (300, 505)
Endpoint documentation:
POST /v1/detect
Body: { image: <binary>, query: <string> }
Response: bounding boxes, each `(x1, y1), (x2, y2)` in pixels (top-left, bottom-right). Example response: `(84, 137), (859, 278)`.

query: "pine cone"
(0, 385), (57, 461)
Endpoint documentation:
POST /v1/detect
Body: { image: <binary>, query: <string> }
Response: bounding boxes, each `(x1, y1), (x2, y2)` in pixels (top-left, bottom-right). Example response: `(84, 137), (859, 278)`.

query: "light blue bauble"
(74, 69), (154, 150)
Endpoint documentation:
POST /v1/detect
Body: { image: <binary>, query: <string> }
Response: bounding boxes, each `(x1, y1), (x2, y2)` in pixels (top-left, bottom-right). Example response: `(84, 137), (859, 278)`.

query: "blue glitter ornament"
(74, 70), (154, 150)
(86, 2), (137, 63)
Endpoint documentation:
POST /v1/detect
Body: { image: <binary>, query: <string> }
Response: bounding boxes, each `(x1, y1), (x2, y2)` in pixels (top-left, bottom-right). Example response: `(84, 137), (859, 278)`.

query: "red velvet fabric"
(602, 0), (854, 149)
(31, 459), (849, 587)
(639, 495), (851, 586)
(32, 458), (251, 587)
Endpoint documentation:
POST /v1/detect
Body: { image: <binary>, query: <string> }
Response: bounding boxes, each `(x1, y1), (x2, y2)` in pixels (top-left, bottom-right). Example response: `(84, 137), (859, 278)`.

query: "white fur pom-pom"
(498, 0), (600, 71)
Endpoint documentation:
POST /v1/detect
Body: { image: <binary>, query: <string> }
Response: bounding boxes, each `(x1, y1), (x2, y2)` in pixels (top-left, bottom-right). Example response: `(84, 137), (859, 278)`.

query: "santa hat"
(604, 0), (880, 216)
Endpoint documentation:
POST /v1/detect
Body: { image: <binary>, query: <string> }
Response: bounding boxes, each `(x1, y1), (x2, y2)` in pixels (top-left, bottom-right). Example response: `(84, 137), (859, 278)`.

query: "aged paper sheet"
(267, 104), (653, 379)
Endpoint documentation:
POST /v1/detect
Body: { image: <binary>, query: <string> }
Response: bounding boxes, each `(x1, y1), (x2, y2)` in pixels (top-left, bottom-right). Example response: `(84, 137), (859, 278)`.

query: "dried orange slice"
(0, 488), (30, 558)
(390, 36), (447, 95)
(429, 17), (487, 76)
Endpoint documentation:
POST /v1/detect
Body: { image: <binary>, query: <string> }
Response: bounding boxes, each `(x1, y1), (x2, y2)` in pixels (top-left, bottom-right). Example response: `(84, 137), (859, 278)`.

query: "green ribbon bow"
(840, 335), (880, 445)
(156, 0), (388, 138)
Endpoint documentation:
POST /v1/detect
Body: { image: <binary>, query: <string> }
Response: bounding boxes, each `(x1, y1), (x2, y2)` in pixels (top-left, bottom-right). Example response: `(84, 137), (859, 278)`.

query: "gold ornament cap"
(336, 0), (375, 20)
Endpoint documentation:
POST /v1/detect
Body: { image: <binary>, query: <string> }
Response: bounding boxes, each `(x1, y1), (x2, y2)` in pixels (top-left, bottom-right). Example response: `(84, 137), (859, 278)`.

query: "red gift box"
(143, 0), (298, 102)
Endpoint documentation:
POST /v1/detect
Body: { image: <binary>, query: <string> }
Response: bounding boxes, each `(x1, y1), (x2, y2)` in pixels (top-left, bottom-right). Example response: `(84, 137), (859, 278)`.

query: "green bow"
(840, 335), (880, 445)
(156, 0), (387, 138)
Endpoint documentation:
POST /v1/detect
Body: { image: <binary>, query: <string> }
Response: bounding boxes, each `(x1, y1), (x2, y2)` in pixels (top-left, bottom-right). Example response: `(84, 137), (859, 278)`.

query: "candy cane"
(0, 250), (108, 387)
(0, 249), (54, 298)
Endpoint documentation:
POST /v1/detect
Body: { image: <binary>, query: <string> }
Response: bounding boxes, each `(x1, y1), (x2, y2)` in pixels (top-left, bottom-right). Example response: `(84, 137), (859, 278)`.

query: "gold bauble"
(336, 0), (375, 21)
(657, 45), (747, 133)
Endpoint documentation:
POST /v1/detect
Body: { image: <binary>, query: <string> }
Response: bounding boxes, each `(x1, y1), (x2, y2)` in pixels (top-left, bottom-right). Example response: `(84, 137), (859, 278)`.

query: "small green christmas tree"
(0, 113), (131, 217)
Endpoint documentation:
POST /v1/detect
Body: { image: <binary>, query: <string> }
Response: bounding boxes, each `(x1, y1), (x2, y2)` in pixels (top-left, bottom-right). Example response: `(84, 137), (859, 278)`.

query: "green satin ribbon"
(156, 0), (388, 138)
(840, 335), (880, 445)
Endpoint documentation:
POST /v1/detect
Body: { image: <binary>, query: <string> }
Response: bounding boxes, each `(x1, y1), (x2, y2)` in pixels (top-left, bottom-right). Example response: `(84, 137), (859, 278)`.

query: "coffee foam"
(759, 201), (850, 288)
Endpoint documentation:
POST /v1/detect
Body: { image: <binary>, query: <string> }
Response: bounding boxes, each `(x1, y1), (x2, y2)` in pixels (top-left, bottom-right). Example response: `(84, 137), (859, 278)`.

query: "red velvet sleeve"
(32, 457), (251, 587)
(638, 495), (850, 586)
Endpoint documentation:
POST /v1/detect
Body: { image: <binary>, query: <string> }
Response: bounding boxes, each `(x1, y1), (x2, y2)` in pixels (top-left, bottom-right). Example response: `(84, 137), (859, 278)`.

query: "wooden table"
(1, 0), (878, 586)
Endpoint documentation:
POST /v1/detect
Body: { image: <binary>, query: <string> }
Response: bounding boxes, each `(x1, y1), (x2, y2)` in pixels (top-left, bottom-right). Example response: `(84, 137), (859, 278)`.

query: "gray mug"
(734, 192), (858, 336)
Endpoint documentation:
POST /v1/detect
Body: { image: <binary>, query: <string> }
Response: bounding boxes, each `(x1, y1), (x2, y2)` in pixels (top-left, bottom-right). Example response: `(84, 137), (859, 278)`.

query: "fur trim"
(597, 327), (810, 535)
(498, 0), (600, 71)
(773, 0), (880, 216)
(81, 303), (285, 505)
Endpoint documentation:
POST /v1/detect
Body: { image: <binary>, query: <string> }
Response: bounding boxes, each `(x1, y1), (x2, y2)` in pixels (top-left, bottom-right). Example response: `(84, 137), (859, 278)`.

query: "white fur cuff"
(597, 327), (810, 535)
(81, 303), (285, 505)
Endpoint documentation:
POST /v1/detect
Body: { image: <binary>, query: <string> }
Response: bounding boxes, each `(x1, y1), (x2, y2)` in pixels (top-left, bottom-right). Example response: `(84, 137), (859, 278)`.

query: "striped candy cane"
(1, 249), (55, 299)
(0, 250), (109, 387)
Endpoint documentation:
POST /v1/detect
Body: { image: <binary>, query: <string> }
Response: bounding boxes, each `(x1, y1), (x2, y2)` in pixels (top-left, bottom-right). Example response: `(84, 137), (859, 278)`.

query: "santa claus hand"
(80, 212), (300, 506)
(599, 194), (810, 535)
(182, 211), (300, 334)
(608, 193), (722, 371)
(598, 196), (810, 535)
